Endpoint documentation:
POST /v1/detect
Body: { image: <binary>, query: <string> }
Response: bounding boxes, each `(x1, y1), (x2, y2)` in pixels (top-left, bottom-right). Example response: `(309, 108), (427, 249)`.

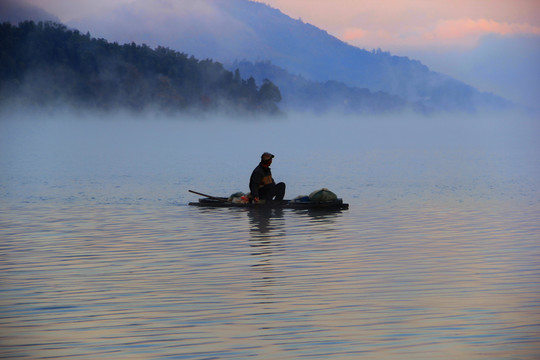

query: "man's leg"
(274, 182), (286, 201)
(258, 184), (274, 202)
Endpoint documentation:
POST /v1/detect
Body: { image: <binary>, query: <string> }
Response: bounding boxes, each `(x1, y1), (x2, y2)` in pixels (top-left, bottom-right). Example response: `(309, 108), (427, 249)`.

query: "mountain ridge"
(65, 0), (512, 113)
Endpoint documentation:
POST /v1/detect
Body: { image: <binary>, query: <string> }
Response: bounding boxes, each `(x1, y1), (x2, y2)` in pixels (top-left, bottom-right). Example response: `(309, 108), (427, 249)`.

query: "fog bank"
(1, 106), (538, 207)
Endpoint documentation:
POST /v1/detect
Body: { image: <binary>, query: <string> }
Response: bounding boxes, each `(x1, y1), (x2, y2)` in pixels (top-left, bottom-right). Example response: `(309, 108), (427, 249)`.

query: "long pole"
(188, 190), (229, 202)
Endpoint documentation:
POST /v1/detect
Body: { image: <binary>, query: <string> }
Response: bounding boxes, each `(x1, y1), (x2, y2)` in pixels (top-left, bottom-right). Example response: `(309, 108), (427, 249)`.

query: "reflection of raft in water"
(188, 189), (349, 210)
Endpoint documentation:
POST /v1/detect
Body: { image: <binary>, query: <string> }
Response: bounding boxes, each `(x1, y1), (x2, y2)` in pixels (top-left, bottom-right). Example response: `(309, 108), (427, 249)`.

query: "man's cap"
(261, 152), (274, 161)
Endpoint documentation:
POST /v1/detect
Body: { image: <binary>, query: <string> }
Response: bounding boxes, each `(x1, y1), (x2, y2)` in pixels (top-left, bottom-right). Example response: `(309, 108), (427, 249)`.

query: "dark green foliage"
(0, 21), (282, 113)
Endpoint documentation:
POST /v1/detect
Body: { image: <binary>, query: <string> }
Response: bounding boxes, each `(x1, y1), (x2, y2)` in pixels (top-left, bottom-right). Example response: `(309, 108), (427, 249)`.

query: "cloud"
(341, 18), (540, 50)
(424, 18), (540, 47)
(342, 27), (368, 42)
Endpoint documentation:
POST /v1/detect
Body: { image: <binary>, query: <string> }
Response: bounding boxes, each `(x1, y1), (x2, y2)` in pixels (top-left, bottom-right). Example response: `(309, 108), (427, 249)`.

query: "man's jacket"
(249, 163), (275, 198)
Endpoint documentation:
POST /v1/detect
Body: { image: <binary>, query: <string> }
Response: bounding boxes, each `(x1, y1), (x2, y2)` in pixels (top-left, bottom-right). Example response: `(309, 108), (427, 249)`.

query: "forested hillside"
(0, 21), (282, 114)
(231, 60), (410, 113)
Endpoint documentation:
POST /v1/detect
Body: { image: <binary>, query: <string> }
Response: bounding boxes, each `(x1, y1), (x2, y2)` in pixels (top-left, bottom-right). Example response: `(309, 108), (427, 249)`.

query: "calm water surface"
(1, 112), (539, 359)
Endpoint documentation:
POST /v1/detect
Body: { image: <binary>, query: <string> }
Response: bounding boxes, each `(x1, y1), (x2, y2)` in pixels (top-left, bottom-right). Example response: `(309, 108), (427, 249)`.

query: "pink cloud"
(342, 17), (540, 50)
(342, 27), (368, 41)
(430, 18), (540, 43)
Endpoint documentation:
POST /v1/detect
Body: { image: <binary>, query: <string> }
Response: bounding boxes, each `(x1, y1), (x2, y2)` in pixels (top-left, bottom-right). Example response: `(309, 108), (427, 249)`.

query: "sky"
(21, 0), (540, 107)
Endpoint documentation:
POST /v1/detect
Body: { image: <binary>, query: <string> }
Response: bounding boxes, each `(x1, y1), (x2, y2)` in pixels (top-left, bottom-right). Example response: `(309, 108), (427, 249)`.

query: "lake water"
(1, 110), (539, 359)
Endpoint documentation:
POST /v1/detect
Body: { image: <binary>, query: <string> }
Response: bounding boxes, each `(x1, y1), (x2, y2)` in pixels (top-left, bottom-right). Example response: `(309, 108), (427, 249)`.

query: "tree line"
(0, 21), (282, 114)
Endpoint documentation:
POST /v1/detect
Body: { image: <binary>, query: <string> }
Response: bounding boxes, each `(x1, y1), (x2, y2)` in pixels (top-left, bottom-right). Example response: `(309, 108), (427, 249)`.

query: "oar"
(188, 190), (229, 202)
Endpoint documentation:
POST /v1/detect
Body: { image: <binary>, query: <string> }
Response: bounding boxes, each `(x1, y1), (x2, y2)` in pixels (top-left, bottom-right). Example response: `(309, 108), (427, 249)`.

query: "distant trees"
(0, 21), (282, 114)
(231, 60), (407, 113)
(258, 79), (282, 112)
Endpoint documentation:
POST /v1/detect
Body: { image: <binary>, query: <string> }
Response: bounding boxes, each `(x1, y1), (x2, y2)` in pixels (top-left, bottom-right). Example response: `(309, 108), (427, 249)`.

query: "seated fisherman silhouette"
(249, 152), (286, 203)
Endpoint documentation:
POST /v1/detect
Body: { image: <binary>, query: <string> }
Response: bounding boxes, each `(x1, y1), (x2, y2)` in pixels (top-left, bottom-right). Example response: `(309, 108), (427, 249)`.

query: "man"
(249, 152), (286, 203)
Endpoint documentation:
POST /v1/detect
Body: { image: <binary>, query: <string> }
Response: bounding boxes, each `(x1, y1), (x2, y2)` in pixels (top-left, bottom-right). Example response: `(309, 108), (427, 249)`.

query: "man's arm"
(249, 168), (262, 199)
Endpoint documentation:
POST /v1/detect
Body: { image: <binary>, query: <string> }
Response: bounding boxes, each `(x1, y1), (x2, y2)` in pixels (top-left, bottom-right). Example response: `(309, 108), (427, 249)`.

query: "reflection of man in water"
(249, 152), (286, 203)
(248, 208), (284, 234)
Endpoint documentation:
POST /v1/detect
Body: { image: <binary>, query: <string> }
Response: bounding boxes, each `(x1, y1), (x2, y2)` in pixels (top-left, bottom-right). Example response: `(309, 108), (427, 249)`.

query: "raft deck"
(189, 197), (349, 210)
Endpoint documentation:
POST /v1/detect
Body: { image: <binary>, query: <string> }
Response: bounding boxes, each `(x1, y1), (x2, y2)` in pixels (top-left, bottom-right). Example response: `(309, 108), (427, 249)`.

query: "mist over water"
(1, 108), (539, 359)
(1, 108), (538, 206)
